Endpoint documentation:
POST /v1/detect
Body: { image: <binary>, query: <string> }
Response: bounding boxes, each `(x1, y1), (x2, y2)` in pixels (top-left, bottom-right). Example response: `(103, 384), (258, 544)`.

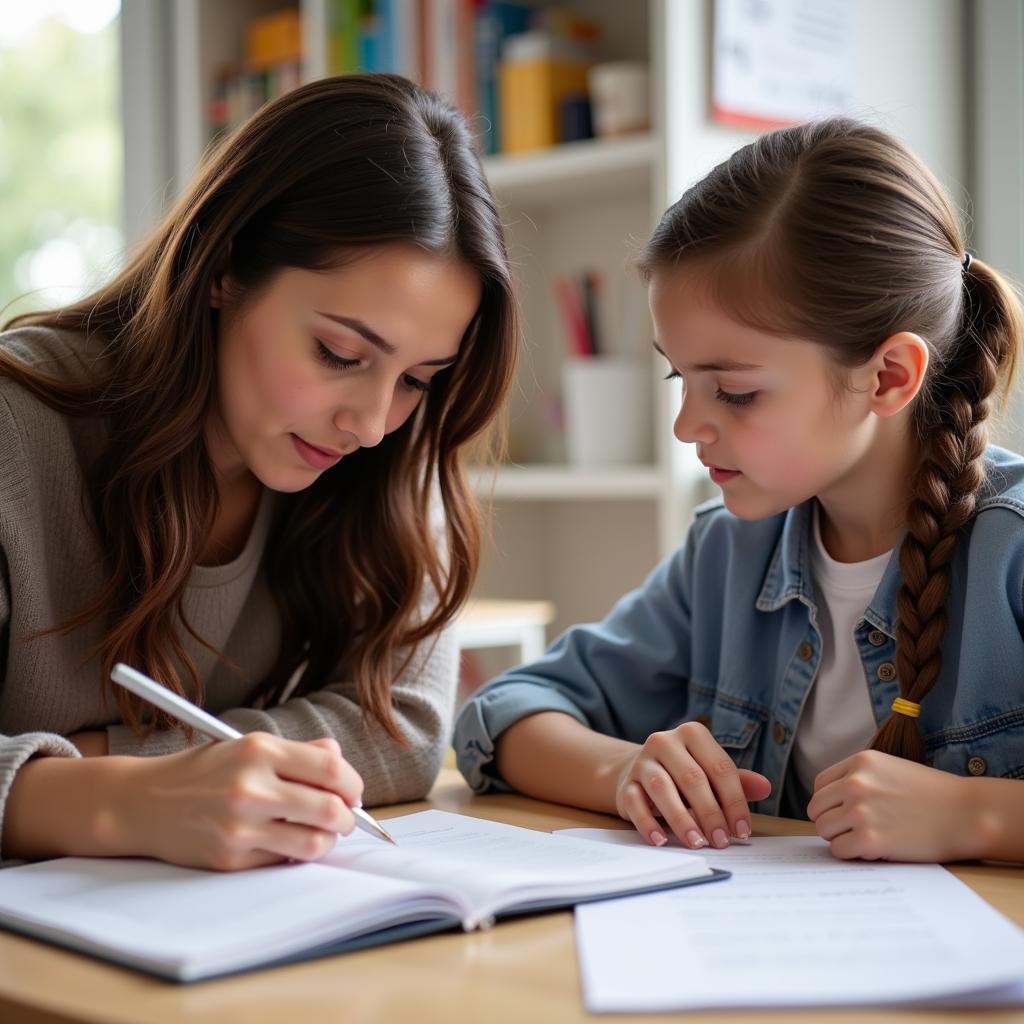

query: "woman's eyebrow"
(652, 340), (760, 373)
(315, 312), (458, 366)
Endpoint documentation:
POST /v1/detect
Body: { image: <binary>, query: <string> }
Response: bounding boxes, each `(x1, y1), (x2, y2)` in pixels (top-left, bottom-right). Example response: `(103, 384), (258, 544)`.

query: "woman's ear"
(209, 245), (235, 309)
(869, 332), (930, 418)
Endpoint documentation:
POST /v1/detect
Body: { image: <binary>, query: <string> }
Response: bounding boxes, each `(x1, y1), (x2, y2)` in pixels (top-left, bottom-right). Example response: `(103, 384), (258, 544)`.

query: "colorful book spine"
(474, 1), (531, 153)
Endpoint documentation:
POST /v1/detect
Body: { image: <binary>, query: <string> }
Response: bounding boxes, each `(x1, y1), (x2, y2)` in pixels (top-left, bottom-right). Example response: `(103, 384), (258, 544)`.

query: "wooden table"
(1, 769), (1022, 1024)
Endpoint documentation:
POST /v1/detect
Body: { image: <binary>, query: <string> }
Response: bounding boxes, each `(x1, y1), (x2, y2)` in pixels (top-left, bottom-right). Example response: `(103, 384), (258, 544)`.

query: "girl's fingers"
(811, 758), (850, 792)
(738, 769), (773, 802)
(620, 781), (670, 847)
(633, 769), (709, 850)
(806, 779), (844, 822)
(810, 804), (850, 841)
(680, 729), (754, 841)
(652, 744), (734, 848)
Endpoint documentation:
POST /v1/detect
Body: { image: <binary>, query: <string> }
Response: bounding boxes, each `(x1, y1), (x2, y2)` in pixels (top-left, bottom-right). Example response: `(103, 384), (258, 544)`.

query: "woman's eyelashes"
(662, 368), (756, 407)
(315, 339), (359, 370)
(314, 339), (432, 393)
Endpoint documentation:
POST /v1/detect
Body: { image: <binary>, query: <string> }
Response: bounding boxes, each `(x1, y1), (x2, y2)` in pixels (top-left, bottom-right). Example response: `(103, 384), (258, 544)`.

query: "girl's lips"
(708, 466), (741, 485)
(291, 433), (344, 469)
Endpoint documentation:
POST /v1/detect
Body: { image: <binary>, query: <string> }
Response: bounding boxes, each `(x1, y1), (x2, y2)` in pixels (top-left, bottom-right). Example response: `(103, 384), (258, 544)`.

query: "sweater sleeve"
(221, 624), (458, 805)
(105, 625), (458, 806)
(0, 566), (81, 865)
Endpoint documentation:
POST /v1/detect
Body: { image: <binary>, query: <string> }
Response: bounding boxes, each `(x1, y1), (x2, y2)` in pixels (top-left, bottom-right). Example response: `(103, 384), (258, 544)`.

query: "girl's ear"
(869, 331), (929, 418)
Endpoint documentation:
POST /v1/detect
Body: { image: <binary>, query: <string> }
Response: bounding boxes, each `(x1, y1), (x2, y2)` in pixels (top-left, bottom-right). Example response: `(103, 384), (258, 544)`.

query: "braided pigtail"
(870, 258), (1022, 761)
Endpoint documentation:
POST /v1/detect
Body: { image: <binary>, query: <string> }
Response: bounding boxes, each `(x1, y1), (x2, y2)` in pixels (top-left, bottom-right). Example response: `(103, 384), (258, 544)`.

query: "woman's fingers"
(274, 778), (357, 835)
(235, 733), (364, 807)
(211, 820), (338, 871)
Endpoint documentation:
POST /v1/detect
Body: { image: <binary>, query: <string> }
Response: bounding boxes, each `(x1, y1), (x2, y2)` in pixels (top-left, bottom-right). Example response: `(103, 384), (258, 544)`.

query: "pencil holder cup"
(562, 357), (652, 467)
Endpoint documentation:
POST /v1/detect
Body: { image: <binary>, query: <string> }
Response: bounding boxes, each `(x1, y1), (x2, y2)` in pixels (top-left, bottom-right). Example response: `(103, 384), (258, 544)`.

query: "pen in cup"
(109, 662), (397, 845)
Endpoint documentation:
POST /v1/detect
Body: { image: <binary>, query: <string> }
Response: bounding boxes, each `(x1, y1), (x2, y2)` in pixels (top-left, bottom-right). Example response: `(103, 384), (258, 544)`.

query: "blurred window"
(0, 0), (122, 321)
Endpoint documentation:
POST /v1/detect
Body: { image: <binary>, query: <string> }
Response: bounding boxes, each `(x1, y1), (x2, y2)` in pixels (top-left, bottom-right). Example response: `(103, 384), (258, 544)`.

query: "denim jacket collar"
(755, 498), (904, 638)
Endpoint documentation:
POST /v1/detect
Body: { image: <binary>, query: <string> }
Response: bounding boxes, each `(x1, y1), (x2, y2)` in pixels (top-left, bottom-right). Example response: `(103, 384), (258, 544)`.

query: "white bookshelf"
(152, 0), (718, 650)
(481, 133), (658, 207)
(469, 464), (663, 501)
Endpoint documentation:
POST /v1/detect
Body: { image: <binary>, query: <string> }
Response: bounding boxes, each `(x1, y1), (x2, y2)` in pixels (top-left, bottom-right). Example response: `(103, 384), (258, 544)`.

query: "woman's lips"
(291, 433), (344, 469)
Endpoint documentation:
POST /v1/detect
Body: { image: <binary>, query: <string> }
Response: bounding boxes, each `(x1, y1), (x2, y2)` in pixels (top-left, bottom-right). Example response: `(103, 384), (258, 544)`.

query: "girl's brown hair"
(638, 117), (1021, 762)
(2, 74), (517, 739)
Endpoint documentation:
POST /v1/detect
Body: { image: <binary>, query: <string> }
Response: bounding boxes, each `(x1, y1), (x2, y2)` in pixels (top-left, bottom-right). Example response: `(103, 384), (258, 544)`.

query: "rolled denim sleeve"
(454, 536), (698, 793)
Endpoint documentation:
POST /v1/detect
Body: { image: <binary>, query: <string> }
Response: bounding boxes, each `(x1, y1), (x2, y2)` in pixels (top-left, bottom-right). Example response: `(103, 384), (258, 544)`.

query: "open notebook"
(0, 809), (725, 982)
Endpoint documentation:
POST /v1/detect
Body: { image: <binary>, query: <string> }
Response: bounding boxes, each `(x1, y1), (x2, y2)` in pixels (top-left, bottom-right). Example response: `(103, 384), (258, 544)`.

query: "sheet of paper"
(563, 830), (1024, 1011)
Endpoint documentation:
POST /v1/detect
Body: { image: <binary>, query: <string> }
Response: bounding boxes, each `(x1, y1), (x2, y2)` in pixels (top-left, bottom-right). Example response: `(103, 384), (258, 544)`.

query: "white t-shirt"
(791, 503), (891, 796)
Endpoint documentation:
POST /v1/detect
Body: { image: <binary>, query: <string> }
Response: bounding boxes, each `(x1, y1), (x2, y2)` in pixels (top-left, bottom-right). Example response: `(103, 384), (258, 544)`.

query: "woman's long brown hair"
(638, 117), (1022, 762)
(2, 74), (518, 739)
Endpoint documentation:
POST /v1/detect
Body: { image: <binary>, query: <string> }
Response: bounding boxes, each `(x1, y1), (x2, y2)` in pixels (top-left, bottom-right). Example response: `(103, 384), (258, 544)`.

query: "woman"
(1, 74), (517, 870)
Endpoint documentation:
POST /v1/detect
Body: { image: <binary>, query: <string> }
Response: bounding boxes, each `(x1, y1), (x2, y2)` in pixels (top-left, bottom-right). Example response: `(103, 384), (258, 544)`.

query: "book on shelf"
(206, 1), (615, 157)
(0, 810), (726, 982)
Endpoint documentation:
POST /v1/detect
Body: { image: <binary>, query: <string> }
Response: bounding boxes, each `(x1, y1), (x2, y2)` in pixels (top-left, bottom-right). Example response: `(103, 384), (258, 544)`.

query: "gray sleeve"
(454, 543), (696, 794)
(0, 569), (81, 865)
(106, 627), (459, 805)
(222, 625), (458, 805)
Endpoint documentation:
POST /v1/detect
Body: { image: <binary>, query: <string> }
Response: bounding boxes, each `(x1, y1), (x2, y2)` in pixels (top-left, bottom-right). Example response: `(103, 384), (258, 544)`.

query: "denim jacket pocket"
(708, 700), (764, 772)
(926, 707), (1024, 781)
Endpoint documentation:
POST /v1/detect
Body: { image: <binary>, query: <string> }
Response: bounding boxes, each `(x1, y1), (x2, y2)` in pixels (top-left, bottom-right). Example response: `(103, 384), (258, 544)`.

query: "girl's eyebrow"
(652, 340), (761, 373)
(316, 311), (459, 367)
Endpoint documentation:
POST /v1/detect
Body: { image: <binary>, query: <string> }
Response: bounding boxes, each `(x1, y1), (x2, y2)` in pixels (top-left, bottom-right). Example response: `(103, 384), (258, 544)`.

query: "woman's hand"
(612, 721), (772, 849)
(67, 730), (109, 757)
(807, 750), (974, 862)
(109, 733), (364, 871)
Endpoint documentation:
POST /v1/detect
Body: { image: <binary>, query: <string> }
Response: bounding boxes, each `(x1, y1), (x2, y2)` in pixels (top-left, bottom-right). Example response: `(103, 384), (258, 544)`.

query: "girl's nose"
(673, 394), (716, 446)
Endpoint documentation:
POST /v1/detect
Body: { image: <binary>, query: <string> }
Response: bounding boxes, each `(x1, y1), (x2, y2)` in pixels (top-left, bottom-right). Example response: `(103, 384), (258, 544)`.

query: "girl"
(455, 117), (1024, 864)
(1, 74), (517, 869)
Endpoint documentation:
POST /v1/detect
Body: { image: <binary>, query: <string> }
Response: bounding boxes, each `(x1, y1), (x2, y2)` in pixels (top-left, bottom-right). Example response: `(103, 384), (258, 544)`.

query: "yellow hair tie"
(891, 697), (921, 719)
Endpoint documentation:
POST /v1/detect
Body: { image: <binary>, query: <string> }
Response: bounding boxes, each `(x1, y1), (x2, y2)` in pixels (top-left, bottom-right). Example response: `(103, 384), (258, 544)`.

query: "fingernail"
(735, 819), (750, 840)
(650, 829), (668, 847)
(686, 830), (707, 849)
(712, 828), (729, 848)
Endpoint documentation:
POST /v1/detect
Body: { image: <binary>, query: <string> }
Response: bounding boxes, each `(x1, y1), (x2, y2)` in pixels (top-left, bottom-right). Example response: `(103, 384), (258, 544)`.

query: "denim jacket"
(455, 446), (1024, 817)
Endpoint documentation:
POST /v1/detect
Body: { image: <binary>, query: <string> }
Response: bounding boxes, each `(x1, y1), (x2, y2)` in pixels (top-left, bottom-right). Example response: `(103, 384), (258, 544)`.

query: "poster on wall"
(712, 0), (858, 129)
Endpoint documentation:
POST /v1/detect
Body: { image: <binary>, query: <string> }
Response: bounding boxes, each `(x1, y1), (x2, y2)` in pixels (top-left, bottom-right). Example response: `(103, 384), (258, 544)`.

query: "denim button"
(695, 714), (711, 728)
(868, 629), (887, 647)
(966, 756), (987, 776)
(797, 641), (813, 661)
(772, 721), (787, 744)
(877, 662), (897, 682)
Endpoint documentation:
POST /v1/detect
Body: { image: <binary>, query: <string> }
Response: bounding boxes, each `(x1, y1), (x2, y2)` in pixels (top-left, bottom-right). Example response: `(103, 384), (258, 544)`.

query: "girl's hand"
(613, 721), (772, 849)
(111, 733), (364, 871)
(807, 749), (972, 862)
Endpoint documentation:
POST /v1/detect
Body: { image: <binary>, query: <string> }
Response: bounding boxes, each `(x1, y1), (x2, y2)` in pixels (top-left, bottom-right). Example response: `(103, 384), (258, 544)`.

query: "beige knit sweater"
(0, 326), (458, 859)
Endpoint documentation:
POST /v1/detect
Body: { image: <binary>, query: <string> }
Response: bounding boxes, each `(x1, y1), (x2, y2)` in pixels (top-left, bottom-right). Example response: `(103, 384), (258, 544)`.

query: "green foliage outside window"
(0, 8), (122, 323)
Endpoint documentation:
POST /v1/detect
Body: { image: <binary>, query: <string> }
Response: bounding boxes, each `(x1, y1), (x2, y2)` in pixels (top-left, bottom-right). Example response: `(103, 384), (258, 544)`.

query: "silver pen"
(110, 662), (397, 845)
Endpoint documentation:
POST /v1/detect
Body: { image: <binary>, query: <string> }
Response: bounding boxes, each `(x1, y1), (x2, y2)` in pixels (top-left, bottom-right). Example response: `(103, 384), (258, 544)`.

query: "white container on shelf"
(588, 60), (650, 137)
(562, 356), (653, 467)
